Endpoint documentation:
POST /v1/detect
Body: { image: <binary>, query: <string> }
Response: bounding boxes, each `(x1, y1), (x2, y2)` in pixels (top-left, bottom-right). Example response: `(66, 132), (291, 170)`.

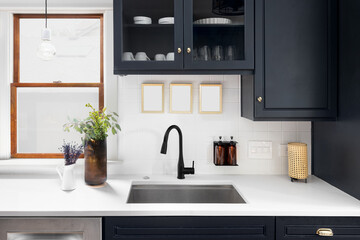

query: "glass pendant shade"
(37, 28), (56, 60)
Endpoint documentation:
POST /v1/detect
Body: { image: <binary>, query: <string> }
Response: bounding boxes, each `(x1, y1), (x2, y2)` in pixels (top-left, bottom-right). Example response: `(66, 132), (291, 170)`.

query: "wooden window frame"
(11, 14), (104, 158)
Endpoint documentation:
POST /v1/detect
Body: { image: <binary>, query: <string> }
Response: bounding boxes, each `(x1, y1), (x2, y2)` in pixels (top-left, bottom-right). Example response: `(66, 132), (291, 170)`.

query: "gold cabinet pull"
(257, 97), (263, 103)
(187, 47), (191, 54)
(316, 228), (334, 237)
(177, 48), (182, 54)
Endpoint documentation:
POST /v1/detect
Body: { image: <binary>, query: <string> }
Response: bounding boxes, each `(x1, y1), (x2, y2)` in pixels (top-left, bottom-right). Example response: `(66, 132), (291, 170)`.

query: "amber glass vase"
(84, 138), (107, 186)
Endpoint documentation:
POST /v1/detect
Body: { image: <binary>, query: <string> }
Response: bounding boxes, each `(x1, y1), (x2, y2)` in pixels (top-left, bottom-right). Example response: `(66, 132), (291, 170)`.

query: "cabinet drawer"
(104, 217), (274, 240)
(277, 217), (360, 240)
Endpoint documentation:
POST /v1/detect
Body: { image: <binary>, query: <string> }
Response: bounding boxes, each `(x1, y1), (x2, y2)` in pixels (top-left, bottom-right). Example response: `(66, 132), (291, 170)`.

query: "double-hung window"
(11, 14), (104, 158)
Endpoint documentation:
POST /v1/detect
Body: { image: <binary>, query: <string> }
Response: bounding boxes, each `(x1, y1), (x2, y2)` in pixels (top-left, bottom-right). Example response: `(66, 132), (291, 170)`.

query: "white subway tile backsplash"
(268, 122), (282, 132)
(253, 131), (269, 140)
(282, 131), (298, 144)
(281, 121), (298, 131)
(223, 75), (240, 88)
(222, 102), (239, 119)
(117, 75), (312, 175)
(120, 88), (138, 103)
(239, 118), (254, 131)
(281, 156), (289, 174)
(297, 122), (312, 131)
(269, 131), (282, 159)
(122, 75), (139, 89)
(210, 75), (224, 82)
(298, 131), (312, 144)
(253, 122), (269, 132)
(268, 159), (283, 175)
(223, 89), (240, 102)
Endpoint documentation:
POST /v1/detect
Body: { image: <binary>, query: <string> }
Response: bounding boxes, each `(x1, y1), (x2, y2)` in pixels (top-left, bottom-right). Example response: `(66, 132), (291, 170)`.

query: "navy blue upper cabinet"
(241, 0), (337, 120)
(183, 0), (254, 70)
(113, 0), (184, 74)
(113, 0), (255, 74)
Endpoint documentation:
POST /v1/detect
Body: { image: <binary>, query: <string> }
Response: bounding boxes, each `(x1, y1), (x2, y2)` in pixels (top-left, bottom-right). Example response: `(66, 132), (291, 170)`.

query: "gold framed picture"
(199, 84), (222, 114)
(141, 84), (164, 113)
(170, 84), (193, 114)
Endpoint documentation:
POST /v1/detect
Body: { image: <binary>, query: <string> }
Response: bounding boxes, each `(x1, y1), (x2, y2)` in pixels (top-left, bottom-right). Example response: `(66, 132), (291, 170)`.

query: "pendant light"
(37, 0), (56, 60)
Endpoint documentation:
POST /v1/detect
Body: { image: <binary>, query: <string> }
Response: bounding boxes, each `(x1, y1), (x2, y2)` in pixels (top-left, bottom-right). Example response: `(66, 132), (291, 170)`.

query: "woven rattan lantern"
(288, 142), (308, 183)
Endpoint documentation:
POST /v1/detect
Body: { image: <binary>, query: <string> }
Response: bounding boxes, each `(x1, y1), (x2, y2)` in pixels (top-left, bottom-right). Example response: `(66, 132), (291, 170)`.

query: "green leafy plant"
(63, 103), (121, 141)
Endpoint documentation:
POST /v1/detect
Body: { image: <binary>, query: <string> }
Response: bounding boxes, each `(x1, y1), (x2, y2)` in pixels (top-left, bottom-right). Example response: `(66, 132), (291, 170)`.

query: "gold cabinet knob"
(257, 97), (263, 103)
(187, 48), (191, 54)
(316, 228), (334, 237)
(177, 48), (182, 54)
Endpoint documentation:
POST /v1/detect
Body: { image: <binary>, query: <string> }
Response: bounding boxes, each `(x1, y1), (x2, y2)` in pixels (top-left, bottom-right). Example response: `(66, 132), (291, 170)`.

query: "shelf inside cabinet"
(193, 24), (245, 61)
(193, 24), (244, 28)
(122, 25), (175, 59)
(124, 24), (174, 28)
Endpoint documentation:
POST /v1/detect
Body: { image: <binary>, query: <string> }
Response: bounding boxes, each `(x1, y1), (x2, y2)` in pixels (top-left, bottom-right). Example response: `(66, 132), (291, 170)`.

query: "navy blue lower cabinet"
(276, 217), (360, 240)
(103, 217), (275, 240)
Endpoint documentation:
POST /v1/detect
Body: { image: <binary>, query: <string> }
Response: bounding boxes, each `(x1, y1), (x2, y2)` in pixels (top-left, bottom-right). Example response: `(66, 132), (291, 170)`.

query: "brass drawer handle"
(177, 48), (182, 54)
(257, 96), (263, 103)
(316, 228), (334, 237)
(187, 47), (191, 54)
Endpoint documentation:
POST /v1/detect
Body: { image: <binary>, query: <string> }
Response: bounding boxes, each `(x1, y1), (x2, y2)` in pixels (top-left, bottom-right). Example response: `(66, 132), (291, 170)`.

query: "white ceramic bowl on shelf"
(194, 17), (232, 24)
(134, 16), (152, 24)
(158, 17), (174, 24)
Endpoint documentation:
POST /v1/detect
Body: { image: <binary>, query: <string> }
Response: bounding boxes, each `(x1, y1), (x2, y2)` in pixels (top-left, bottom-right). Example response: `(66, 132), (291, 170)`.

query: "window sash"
(11, 14), (104, 158)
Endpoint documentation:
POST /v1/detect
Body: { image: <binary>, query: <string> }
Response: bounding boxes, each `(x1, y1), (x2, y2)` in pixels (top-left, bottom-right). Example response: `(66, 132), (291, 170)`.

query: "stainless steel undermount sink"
(127, 184), (246, 204)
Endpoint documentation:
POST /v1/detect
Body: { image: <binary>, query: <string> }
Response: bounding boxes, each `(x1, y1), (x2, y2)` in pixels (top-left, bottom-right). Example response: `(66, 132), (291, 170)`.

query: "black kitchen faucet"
(160, 125), (195, 179)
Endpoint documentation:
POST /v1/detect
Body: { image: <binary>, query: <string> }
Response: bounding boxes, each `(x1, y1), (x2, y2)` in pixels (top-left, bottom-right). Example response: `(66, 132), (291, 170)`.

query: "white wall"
(103, 10), (118, 160)
(0, 11), (11, 159)
(117, 75), (312, 175)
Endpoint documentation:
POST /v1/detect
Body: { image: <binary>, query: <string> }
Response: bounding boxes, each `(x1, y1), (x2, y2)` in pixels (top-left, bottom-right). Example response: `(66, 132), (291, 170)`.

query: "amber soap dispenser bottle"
(227, 136), (237, 165)
(214, 136), (226, 165)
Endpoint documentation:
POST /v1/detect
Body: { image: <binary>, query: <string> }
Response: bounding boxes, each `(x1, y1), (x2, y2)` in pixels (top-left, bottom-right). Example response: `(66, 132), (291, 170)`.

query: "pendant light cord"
(45, 0), (47, 28)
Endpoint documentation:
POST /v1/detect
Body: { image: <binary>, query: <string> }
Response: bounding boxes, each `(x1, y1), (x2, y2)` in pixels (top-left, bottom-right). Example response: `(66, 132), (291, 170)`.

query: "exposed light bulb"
(37, 28), (56, 61)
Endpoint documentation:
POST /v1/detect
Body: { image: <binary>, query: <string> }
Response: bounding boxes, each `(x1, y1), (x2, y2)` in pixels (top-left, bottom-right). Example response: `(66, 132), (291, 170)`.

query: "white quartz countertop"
(0, 161), (359, 217)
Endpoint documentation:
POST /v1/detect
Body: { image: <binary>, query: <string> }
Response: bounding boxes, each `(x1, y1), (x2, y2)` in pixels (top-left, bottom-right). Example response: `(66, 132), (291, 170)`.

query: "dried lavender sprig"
(59, 140), (84, 165)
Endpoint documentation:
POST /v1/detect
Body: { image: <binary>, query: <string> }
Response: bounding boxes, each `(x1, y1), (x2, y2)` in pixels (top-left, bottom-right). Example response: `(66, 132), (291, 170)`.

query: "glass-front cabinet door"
(184, 0), (254, 70)
(114, 0), (183, 73)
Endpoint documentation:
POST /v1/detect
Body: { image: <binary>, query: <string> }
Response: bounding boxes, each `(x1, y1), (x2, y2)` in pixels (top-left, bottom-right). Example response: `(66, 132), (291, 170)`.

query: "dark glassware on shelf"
(225, 45), (235, 60)
(199, 45), (212, 61)
(193, 48), (198, 60)
(212, 45), (224, 61)
(193, 0), (245, 63)
(84, 139), (107, 186)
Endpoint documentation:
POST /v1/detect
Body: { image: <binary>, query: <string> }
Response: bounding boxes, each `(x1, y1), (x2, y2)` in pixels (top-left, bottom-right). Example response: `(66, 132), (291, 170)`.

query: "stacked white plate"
(194, 17), (232, 24)
(158, 17), (174, 24)
(134, 16), (152, 24)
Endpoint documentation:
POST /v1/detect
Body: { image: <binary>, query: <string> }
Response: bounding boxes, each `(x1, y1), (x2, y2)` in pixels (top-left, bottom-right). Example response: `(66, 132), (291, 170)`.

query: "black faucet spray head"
(160, 141), (168, 154)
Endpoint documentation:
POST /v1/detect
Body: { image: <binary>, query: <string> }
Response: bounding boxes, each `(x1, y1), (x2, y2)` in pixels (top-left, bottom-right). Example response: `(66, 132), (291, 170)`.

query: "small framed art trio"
(141, 83), (222, 114)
